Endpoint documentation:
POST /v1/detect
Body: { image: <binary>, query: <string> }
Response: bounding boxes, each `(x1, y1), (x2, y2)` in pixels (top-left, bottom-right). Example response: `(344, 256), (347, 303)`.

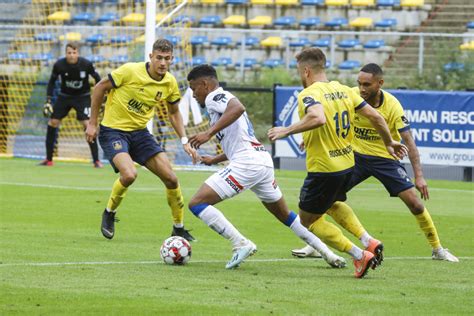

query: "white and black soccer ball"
(160, 236), (192, 265)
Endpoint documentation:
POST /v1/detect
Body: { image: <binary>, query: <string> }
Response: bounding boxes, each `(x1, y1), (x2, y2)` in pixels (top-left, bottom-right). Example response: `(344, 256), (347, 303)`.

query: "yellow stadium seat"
(156, 13), (171, 24)
(59, 32), (81, 41)
(223, 15), (246, 26)
(350, 17), (373, 28)
(135, 34), (145, 43)
(249, 16), (272, 26)
(122, 13), (144, 24)
(275, 0), (299, 5)
(261, 36), (282, 47)
(351, 0), (374, 6)
(200, 0), (225, 3)
(400, 0), (424, 7)
(460, 41), (474, 50)
(325, 0), (349, 6)
(251, 0), (274, 4)
(47, 11), (71, 22)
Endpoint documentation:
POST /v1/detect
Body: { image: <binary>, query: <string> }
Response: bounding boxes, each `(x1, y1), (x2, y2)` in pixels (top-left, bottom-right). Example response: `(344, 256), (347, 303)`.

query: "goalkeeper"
(39, 42), (102, 167)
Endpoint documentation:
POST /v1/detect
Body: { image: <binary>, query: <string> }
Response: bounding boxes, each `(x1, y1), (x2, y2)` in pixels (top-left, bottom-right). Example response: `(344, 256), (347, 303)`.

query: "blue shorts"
(298, 169), (353, 214)
(98, 125), (164, 173)
(347, 152), (414, 197)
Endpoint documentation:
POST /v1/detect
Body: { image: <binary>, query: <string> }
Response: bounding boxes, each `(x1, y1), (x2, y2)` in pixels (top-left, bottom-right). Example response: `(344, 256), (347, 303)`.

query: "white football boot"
(226, 240), (257, 269)
(291, 245), (322, 258)
(432, 248), (459, 262)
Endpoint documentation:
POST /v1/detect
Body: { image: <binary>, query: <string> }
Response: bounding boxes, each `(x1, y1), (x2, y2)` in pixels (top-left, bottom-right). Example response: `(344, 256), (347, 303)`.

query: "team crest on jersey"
(213, 93), (227, 103)
(80, 71), (86, 78)
(401, 115), (410, 125)
(397, 167), (408, 179)
(112, 141), (122, 151)
(302, 96), (318, 107)
(155, 91), (163, 101)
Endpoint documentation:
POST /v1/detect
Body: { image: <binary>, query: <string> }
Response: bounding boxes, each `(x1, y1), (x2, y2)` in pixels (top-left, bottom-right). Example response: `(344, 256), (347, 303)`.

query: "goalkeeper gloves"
(43, 100), (53, 118)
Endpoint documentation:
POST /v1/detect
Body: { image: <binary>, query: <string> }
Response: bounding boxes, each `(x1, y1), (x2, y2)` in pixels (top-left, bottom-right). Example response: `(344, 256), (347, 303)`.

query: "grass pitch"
(1, 158), (473, 315)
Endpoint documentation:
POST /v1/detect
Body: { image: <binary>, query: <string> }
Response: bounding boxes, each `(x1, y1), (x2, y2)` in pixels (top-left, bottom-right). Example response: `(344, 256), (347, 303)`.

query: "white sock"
(359, 231), (372, 248)
(289, 216), (334, 256)
(348, 245), (363, 260)
(106, 208), (116, 213)
(198, 205), (247, 249)
(173, 223), (184, 228)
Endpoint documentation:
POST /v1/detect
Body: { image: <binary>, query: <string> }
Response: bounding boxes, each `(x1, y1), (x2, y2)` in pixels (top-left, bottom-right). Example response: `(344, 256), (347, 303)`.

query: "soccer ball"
(160, 236), (192, 265)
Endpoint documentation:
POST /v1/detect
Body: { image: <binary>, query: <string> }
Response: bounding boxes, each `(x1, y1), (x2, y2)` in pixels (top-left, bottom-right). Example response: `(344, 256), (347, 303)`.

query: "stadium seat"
(235, 58), (258, 68)
(301, 0), (324, 4)
(98, 12), (119, 23)
(351, 0), (375, 6)
(86, 55), (106, 63)
(225, 0), (248, 4)
(156, 13), (171, 24)
(191, 56), (207, 66)
(86, 34), (106, 44)
(199, 15), (222, 25)
(312, 37), (331, 47)
(109, 55), (129, 64)
(250, 0), (274, 4)
(59, 32), (81, 41)
(290, 59), (297, 68)
(249, 16), (272, 27)
(263, 59), (284, 68)
(299, 17), (321, 28)
(190, 35), (209, 45)
(377, 0), (399, 6)
(467, 21), (474, 29)
(275, 0), (298, 5)
(460, 41), (474, 50)
(400, 0), (423, 7)
(337, 38), (360, 48)
(173, 56), (183, 66)
(73, 12), (95, 23)
(236, 36), (260, 47)
(111, 35), (133, 43)
(34, 33), (55, 41)
(200, 0), (225, 3)
(211, 36), (233, 46)
(325, 17), (348, 28)
(261, 36), (283, 47)
(274, 16), (296, 27)
(325, 0), (349, 6)
(134, 34), (145, 43)
(339, 60), (361, 70)
(289, 38), (310, 47)
(172, 15), (195, 25)
(212, 57), (233, 67)
(363, 39), (385, 49)
(47, 11), (71, 22)
(223, 15), (246, 26)
(122, 13), (144, 24)
(350, 17), (373, 28)
(443, 62), (464, 72)
(8, 52), (29, 60)
(375, 18), (397, 28)
(165, 35), (181, 46)
(32, 53), (54, 62)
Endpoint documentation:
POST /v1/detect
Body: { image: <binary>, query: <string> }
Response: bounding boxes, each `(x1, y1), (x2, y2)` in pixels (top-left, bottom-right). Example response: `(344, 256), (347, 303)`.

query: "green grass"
(1, 158), (473, 315)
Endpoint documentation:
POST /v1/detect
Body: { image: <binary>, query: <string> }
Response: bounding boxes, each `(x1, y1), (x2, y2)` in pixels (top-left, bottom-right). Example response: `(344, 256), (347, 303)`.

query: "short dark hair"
(187, 64), (218, 81)
(65, 42), (79, 51)
(360, 63), (383, 77)
(295, 47), (326, 71)
(152, 38), (173, 52)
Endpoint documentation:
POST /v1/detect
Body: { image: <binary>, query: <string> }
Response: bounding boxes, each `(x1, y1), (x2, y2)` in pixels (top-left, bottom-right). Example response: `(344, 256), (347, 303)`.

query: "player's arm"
(89, 62), (101, 84)
(357, 105), (408, 159)
(268, 104), (324, 141)
(85, 77), (113, 143)
(43, 64), (59, 117)
(167, 101), (198, 164)
(189, 98), (244, 149)
(200, 153), (228, 166)
(400, 130), (429, 200)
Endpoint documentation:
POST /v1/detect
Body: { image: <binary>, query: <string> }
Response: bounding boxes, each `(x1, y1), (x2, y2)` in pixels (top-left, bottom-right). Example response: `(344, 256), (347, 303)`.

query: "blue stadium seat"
(211, 36), (233, 46)
(376, 0), (399, 6)
(173, 56), (183, 66)
(337, 38), (360, 48)
(235, 58), (258, 68)
(312, 37), (331, 48)
(190, 56), (207, 66)
(364, 39), (384, 49)
(273, 16), (296, 27)
(263, 59), (284, 68)
(190, 35), (209, 45)
(109, 55), (128, 64)
(86, 55), (106, 63)
(301, 0), (324, 4)
(212, 57), (233, 67)
(98, 12), (119, 23)
(111, 35), (133, 43)
(172, 15), (195, 24)
(443, 62), (464, 71)
(236, 37), (260, 47)
(290, 38), (310, 47)
(375, 18), (397, 28)
(325, 17), (348, 28)
(299, 17), (321, 28)
(8, 52), (29, 60)
(325, 60), (331, 68)
(339, 60), (361, 70)
(73, 12), (95, 23)
(467, 21), (474, 29)
(34, 33), (55, 41)
(86, 34), (106, 44)
(199, 15), (222, 25)
(226, 0), (248, 4)
(32, 53), (53, 62)
(165, 35), (181, 46)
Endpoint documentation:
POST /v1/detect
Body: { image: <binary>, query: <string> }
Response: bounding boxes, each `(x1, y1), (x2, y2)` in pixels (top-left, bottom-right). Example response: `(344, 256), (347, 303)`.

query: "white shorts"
(205, 162), (282, 203)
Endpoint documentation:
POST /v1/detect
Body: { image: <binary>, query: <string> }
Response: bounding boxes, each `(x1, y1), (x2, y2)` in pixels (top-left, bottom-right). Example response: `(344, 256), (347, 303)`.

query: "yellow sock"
(308, 215), (353, 253)
(107, 178), (128, 212)
(327, 202), (366, 239)
(415, 208), (441, 249)
(166, 185), (185, 226)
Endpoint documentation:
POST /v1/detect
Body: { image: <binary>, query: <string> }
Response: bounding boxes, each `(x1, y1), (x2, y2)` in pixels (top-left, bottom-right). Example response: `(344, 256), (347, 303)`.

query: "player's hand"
(183, 143), (199, 164)
(200, 155), (215, 166)
(189, 132), (211, 149)
(386, 141), (408, 160)
(267, 127), (289, 142)
(85, 123), (98, 143)
(415, 176), (429, 200)
(43, 101), (53, 118)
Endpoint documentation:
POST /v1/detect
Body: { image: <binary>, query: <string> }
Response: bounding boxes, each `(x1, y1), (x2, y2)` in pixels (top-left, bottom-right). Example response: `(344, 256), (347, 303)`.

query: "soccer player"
(186, 64), (346, 270)
(85, 39), (197, 241)
(292, 63), (459, 262)
(268, 48), (408, 278)
(40, 42), (102, 167)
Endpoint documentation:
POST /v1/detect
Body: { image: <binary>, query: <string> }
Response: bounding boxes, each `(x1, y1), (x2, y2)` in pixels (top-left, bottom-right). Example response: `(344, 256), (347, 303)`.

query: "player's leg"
(398, 188), (459, 262)
(76, 96), (101, 167)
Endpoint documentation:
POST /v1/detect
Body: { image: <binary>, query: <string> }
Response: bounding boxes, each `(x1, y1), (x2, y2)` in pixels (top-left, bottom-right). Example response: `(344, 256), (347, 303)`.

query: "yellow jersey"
(298, 81), (366, 174)
(101, 62), (181, 131)
(352, 88), (410, 160)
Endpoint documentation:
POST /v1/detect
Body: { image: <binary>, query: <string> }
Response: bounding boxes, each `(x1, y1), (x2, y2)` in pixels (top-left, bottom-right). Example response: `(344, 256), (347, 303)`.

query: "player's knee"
(162, 174), (179, 189)
(408, 201), (425, 215)
(121, 170), (137, 186)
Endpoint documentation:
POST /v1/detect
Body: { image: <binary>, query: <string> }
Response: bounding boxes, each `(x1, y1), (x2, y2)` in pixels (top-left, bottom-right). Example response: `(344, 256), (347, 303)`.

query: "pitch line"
(0, 257), (472, 267)
(0, 181), (472, 194)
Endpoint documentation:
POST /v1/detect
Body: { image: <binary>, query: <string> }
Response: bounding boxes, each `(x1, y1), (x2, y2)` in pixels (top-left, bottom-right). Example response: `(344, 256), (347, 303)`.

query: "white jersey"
(205, 87), (273, 168)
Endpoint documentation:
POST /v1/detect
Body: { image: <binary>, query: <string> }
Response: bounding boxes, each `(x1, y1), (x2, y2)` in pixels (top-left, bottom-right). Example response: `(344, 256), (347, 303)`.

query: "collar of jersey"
(145, 62), (167, 82)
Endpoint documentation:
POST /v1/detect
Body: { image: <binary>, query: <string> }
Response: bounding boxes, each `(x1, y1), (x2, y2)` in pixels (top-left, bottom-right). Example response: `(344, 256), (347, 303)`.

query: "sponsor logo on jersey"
(65, 80), (83, 89)
(127, 98), (152, 115)
(225, 175), (243, 193)
(328, 144), (353, 158)
(250, 141), (266, 152)
(302, 96), (318, 107)
(112, 141), (122, 150)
